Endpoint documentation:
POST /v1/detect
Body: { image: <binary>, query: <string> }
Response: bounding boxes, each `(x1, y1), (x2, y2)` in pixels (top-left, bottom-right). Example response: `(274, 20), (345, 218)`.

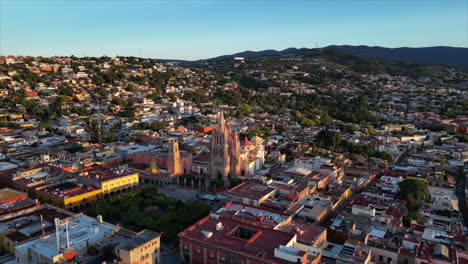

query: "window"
(379, 255), (383, 261)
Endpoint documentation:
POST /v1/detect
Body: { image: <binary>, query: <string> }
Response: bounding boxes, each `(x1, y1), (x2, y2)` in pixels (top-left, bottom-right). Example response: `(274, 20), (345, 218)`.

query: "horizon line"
(1, 44), (467, 61)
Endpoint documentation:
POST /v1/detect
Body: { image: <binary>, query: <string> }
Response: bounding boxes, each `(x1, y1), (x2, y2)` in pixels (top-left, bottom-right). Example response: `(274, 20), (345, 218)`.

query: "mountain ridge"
(328, 45), (468, 67)
(188, 45), (468, 67)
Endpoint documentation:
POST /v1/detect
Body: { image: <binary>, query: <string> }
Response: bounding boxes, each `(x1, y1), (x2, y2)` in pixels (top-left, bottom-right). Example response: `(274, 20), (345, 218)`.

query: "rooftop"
(39, 182), (101, 199)
(279, 220), (326, 246)
(227, 180), (276, 201)
(15, 214), (118, 259)
(0, 188), (26, 203)
(180, 213), (296, 264)
(77, 165), (136, 182)
(217, 201), (290, 227)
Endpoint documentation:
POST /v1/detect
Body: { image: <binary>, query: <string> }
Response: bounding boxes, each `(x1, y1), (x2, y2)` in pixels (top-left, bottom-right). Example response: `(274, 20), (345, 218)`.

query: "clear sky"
(1, 0), (467, 60)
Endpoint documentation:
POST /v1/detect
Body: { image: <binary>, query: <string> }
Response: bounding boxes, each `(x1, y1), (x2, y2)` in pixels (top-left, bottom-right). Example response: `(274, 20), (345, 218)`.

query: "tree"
(316, 130), (342, 151)
(398, 179), (429, 210)
(237, 104), (252, 117)
(150, 121), (165, 131)
(121, 109), (135, 118)
(96, 86), (109, 97)
(57, 85), (74, 96)
(73, 106), (91, 116)
(229, 178), (242, 188)
(125, 84), (136, 92)
(66, 144), (87, 153)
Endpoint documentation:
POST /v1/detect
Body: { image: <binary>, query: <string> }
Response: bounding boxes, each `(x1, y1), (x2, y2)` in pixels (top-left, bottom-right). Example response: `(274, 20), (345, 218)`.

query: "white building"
(429, 186), (459, 212)
(13, 214), (117, 264)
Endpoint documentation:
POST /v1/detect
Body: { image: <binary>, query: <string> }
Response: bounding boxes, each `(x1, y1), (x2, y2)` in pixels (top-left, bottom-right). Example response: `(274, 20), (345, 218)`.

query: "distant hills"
(199, 45), (468, 67)
(206, 47), (308, 61)
(328, 45), (468, 67)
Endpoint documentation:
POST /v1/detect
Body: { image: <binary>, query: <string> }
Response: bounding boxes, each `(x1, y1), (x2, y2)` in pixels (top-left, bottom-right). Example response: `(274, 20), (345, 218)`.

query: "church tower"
(167, 139), (181, 175)
(210, 111), (231, 182)
(229, 131), (241, 177)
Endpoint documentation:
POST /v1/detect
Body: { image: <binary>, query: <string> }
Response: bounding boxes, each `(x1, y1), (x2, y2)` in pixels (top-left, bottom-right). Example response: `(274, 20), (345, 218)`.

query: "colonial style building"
(210, 112), (265, 183)
(128, 140), (192, 176)
(210, 111), (241, 182)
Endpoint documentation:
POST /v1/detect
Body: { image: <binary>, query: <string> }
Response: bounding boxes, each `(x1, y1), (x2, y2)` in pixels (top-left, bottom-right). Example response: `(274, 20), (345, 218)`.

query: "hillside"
(328, 45), (468, 67)
(198, 47), (462, 79)
(203, 47), (308, 61)
(199, 45), (468, 68)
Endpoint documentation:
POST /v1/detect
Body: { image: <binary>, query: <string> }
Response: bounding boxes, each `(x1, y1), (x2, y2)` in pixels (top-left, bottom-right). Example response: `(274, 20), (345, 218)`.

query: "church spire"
(218, 110), (224, 125)
(218, 110), (225, 128)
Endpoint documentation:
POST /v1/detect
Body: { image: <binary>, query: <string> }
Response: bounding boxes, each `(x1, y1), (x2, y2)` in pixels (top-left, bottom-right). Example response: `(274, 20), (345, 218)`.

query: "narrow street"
(455, 165), (467, 228)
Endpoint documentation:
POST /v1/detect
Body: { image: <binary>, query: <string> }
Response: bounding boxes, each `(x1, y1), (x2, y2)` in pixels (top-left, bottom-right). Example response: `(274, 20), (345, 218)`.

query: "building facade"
(210, 112), (240, 182)
(210, 112), (265, 183)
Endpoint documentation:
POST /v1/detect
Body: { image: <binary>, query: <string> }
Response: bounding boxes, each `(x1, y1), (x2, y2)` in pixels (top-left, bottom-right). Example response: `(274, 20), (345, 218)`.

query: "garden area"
(86, 185), (211, 242)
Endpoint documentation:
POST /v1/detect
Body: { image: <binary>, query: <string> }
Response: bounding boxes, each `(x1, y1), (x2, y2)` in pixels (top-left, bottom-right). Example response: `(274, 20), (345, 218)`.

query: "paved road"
(455, 167), (467, 228)
(162, 251), (180, 264)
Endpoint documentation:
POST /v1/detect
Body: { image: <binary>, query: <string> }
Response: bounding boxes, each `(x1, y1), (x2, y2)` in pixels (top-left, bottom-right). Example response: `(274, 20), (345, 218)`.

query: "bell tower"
(210, 111), (230, 182)
(167, 139), (181, 175)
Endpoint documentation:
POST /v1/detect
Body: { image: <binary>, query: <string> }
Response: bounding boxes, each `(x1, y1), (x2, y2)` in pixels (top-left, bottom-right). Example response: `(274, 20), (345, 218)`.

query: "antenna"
(66, 221), (70, 249)
(316, 41), (318, 49)
(138, 48), (141, 58)
(54, 218), (60, 251)
(40, 214), (45, 236)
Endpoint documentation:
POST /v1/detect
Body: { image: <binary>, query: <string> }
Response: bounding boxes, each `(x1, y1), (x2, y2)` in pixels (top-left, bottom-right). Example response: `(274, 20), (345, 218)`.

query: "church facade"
(210, 112), (265, 182)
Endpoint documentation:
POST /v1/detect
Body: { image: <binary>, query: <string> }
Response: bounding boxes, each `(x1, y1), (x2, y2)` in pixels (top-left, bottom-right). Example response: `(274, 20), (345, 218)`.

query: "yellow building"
(0, 230), (16, 254)
(114, 229), (161, 264)
(76, 165), (139, 196)
(328, 185), (353, 210)
(35, 182), (103, 211)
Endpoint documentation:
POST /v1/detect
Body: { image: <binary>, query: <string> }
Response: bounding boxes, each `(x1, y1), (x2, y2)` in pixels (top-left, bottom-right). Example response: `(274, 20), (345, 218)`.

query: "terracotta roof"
(180, 215), (298, 264)
(241, 138), (253, 147)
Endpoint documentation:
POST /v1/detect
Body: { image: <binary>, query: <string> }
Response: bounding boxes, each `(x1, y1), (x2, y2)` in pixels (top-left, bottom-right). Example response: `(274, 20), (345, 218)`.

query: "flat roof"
(78, 165), (137, 182)
(227, 180), (276, 201)
(0, 188), (26, 202)
(114, 229), (160, 250)
(285, 166), (313, 176)
(279, 220), (326, 246)
(40, 182), (100, 199)
(180, 214), (295, 264)
(15, 214), (118, 259)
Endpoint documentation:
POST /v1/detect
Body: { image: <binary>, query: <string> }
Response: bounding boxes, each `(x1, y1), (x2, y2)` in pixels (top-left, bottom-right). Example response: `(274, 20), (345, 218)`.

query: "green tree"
(237, 104), (252, 117)
(398, 179), (429, 210)
(150, 121), (165, 131)
(366, 124), (375, 134)
(316, 130), (342, 151)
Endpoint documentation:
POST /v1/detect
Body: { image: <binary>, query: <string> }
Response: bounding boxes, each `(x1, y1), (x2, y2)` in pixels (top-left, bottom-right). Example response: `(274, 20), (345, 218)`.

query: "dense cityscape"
(0, 46), (465, 264)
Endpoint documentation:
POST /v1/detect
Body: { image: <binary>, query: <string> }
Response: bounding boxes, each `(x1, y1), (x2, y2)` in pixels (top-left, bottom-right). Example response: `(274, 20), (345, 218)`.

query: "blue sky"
(1, 0), (466, 60)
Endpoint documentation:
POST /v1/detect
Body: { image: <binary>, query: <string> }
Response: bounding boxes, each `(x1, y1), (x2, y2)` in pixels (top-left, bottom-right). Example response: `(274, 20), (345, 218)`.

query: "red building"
(194, 124), (218, 134)
(128, 140), (192, 175)
(179, 202), (322, 264)
(0, 188), (28, 204)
